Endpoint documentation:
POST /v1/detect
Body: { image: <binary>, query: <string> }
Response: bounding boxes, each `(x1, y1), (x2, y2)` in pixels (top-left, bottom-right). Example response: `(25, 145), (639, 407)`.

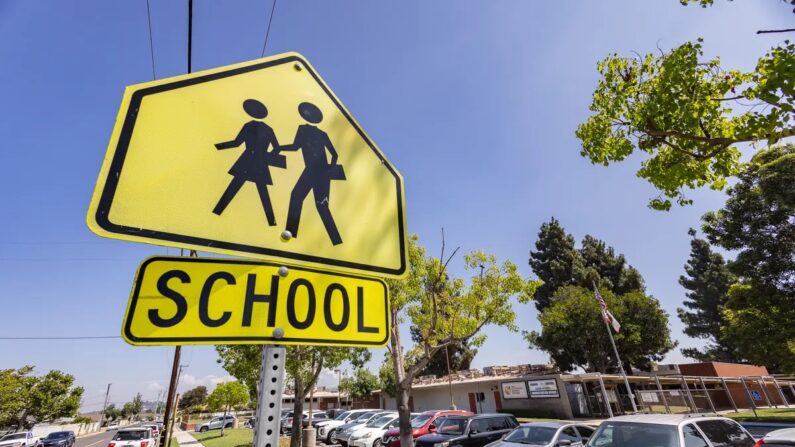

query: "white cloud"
(178, 373), (235, 392)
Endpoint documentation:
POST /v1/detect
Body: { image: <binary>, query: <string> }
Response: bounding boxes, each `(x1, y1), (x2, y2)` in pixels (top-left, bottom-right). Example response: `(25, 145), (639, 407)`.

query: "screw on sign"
(87, 52), (407, 278)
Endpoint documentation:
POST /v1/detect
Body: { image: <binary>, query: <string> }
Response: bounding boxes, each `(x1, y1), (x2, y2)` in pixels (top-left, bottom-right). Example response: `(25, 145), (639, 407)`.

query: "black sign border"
(94, 54), (406, 277)
(123, 256), (390, 346)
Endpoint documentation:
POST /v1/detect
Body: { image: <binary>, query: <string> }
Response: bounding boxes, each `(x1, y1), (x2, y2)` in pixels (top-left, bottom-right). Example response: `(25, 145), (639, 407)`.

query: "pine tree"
(529, 218), (579, 312)
(677, 229), (738, 362)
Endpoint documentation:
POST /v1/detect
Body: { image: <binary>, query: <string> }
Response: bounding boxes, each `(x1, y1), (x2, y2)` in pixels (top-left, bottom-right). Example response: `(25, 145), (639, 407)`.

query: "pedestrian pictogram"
(87, 52), (407, 278)
(122, 257), (389, 347)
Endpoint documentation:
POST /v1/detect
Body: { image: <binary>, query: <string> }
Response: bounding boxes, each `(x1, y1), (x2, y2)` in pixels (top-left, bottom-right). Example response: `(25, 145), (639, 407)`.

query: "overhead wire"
(260, 0), (277, 57)
(146, 0), (157, 80)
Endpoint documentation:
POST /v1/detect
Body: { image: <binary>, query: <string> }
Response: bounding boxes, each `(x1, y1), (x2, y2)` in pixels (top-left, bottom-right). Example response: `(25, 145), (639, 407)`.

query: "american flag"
(595, 289), (621, 333)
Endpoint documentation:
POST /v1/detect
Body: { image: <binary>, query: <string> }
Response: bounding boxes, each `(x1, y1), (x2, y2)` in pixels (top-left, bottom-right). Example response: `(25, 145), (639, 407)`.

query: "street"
(74, 430), (116, 447)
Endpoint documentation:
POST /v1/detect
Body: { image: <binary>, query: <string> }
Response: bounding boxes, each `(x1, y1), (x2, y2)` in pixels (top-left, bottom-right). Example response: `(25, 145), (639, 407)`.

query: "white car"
(108, 428), (156, 447)
(349, 414), (399, 447)
(759, 427), (795, 445)
(317, 410), (377, 444)
(0, 432), (40, 447)
(106, 423), (120, 431)
(588, 414), (754, 447)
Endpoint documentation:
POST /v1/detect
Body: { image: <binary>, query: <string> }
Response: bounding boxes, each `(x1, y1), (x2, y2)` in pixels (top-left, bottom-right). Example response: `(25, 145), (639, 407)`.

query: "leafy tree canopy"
(0, 366), (83, 430)
(339, 369), (380, 400)
(576, 0), (794, 210)
(527, 286), (676, 373)
(178, 386), (208, 412)
(529, 218), (645, 311)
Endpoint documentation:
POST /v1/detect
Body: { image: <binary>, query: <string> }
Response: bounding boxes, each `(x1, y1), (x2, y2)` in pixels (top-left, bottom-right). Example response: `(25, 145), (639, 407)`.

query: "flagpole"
(594, 282), (638, 413)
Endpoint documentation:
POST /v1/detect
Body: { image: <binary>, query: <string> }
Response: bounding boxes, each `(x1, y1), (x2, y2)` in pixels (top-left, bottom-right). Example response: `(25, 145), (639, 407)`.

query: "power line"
(146, 0), (157, 80)
(0, 336), (120, 340)
(260, 0), (277, 57)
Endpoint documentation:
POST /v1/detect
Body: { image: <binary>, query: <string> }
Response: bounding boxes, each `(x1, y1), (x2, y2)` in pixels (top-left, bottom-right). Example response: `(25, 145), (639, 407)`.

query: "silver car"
(485, 422), (595, 447)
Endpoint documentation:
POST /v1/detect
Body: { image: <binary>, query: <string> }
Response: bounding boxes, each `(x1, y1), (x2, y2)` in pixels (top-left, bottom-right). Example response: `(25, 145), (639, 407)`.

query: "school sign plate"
(87, 52), (407, 278)
(122, 257), (389, 347)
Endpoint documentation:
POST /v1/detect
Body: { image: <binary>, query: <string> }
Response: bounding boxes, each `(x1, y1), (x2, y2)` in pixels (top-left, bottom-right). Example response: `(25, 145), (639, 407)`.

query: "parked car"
(483, 422), (595, 447)
(382, 410), (473, 447)
(318, 410), (377, 444)
(0, 432), (41, 447)
(326, 409), (347, 420)
(334, 412), (396, 447)
(107, 423), (120, 431)
(40, 432), (75, 447)
(303, 411), (330, 428)
(756, 428), (795, 446)
(140, 425), (160, 445)
(108, 428), (156, 447)
(414, 414), (518, 447)
(586, 415), (754, 447)
(349, 413), (400, 447)
(281, 411), (328, 435)
(194, 415), (236, 433)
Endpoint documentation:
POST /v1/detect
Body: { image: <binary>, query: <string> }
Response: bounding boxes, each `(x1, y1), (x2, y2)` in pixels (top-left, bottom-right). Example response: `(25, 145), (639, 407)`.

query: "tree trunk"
(395, 387), (413, 447)
(389, 309), (415, 447)
(15, 409), (28, 432)
(221, 405), (228, 436)
(290, 376), (305, 447)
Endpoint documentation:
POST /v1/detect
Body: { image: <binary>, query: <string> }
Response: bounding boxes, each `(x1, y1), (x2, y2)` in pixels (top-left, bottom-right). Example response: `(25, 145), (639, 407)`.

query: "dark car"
(382, 410), (474, 447)
(415, 414), (518, 447)
(41, 432), (75, 447)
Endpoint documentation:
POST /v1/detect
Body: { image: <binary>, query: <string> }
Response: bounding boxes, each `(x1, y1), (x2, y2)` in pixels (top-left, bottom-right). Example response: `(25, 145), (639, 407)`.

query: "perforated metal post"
(253, 345), (286, 447)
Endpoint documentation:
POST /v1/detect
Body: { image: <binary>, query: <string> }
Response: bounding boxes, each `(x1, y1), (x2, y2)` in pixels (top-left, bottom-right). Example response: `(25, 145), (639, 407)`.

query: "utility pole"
(161, 347), (181, 446)
(98, 384), (111, 430)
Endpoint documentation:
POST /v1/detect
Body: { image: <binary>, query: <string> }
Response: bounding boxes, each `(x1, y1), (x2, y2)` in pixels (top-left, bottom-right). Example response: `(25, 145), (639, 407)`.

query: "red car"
(381, 410), (473, 447)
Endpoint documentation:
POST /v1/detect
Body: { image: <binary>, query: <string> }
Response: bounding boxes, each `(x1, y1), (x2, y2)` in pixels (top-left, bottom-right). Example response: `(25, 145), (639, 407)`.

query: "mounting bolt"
(281, 230), (292, 241)
(293, 62), (302, 71)
(273, 328), (284, 339)
(278, 266), (289, 277)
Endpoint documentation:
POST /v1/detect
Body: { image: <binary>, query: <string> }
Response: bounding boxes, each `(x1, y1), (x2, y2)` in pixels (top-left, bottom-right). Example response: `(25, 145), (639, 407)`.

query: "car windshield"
(436, 418), (468, 436)
(411, 415), (433, 429)
(588, 422), (677, 447)
(335, 412), (351, 421)
(503, 426), (557, 445)
(45, 433), (70, 439)
(367, 415), (396, 428)
(113, 431), (149, 441)
(1, 434), (27, 441)
(355, 412), (376, 422)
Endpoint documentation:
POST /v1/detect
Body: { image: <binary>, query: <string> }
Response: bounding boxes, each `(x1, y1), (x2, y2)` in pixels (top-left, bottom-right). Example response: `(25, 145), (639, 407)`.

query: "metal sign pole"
(253, 344), (286, 447)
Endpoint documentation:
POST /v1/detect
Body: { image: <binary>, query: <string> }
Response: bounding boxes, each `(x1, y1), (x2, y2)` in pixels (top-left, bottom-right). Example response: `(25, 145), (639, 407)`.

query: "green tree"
(178, 386), (208, 414)
(285, 346), (369, 447)
(388, 235), (539, 447)
(207, 381), (249, 436)
(123, 393), (143, 422)
(527, 286), (676, 373)
(529, 218), (579, 311)
(0, 366), (83, 430)
(377, 356), (398, 398)
(409, 327), (477, 378)
(677, 229), (738, 362)
(575, 1), (794, 210)
(529, 219), (645, 312)
(339, 369), (380, 404)
(698, 145), (795, 372)
(121, 403), (133, 421)
(216, 344), (369, 447)
(103, 404), (120, 424)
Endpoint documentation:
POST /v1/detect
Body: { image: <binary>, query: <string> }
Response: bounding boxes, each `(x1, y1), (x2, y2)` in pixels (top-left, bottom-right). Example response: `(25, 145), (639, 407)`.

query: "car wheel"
(224, 423), (233, 429)
(200, 427), (209, 433)
(373, 439), (382, 447)
(326, 430), (336, 444)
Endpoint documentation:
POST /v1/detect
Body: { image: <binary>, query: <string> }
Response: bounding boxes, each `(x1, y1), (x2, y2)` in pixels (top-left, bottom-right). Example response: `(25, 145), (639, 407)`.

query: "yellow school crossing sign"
(87, 52), (407, 278)
(123, 257), (389, 347)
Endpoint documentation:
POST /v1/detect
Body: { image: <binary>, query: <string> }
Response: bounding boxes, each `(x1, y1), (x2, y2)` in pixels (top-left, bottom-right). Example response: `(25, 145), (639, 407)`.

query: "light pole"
(335, 369), (341, 409)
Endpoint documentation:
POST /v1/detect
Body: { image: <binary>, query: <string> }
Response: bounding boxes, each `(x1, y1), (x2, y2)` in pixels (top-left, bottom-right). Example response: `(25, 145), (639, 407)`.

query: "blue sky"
(0, 0), (790, 411)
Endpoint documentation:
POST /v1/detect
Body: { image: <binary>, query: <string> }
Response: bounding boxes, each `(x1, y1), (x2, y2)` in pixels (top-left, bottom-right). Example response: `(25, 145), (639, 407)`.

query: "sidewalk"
(173, 428), (202, 447)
